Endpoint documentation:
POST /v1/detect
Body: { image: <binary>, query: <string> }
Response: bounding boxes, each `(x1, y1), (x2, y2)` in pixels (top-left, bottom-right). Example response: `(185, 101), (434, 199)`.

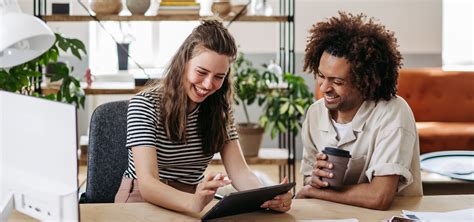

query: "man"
(295, 12), (422, 210)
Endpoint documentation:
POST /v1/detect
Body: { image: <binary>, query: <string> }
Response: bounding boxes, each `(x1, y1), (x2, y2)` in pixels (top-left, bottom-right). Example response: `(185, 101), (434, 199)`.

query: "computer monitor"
(0, 90), (79, 221)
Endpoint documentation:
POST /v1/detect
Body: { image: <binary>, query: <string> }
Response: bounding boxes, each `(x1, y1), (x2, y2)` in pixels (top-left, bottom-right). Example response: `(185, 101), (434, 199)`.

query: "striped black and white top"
(123, 92), (239, 185)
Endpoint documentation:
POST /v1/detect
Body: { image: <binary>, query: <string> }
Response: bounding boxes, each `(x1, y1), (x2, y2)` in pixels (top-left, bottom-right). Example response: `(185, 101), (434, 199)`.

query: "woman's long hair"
(144, 18), (237, 155)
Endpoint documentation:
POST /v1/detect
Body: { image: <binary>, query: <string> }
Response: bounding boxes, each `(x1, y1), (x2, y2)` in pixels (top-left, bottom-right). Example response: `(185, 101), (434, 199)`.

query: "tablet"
(202, 182), (296, 220)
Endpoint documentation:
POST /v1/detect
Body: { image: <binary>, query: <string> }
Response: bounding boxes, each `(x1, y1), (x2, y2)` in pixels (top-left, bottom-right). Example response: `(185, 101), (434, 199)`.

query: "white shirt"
(331, 119), (352, 141)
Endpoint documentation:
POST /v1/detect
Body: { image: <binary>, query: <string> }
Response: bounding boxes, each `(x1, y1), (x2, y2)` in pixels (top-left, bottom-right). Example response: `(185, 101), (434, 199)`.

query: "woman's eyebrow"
(196, 66), (210, 72)
(197, 66), (227, 75)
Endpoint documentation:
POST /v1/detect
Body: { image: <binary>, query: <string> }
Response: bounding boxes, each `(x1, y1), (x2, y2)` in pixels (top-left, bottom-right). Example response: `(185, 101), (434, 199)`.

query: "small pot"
(126, 0), (150, 15)
(237, 123), (264, 157)
(211, 2), (231, 16)
(231, 4), (247, 15)
(90, 0), (122, 15)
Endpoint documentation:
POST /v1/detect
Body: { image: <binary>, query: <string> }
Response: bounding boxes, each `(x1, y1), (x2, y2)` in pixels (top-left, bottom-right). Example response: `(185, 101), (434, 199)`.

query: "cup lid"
(322, 147), (351, 158)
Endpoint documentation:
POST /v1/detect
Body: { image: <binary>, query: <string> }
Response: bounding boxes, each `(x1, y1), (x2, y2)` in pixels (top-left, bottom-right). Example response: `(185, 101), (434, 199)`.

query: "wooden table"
(8, 195), (474, 221)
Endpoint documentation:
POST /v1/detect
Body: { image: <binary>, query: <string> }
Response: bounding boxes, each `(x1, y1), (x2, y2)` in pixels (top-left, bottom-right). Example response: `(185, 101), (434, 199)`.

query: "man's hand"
(295, 184), (316, 198)
(307, 153), (334, 188)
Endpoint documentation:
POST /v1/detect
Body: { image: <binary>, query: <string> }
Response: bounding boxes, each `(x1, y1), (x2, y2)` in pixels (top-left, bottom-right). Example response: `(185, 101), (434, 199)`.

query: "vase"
(231, 4), (247, 15)
(237, 123), (264, 157)
(211, 1), (231, 16)
(90, 0), (122, 15)
(126, 0), (150, 15)
(116, 43), (129, 70)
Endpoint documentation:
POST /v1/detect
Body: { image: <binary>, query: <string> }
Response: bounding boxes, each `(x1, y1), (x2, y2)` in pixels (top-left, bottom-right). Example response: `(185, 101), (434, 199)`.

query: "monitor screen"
(0, 91), (79, 221)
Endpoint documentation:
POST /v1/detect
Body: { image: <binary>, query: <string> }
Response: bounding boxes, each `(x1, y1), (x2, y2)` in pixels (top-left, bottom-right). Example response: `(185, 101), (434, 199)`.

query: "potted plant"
(233, 52), (278, 156)
(0, 33), (87, 108)
(260, 73), (313, 139)
(233, 52), (313, 156)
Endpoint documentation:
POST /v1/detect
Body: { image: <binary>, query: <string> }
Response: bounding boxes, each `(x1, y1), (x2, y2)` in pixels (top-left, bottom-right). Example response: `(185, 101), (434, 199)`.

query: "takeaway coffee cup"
(321, 147), (351, 189)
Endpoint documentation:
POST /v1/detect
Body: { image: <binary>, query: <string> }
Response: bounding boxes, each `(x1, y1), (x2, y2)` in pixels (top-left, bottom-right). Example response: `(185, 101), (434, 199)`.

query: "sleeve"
(365, 127), (416, 192)
(125, 94), (159, 149)
(226, 109), (239, 141)
(300, 108), (319, 177)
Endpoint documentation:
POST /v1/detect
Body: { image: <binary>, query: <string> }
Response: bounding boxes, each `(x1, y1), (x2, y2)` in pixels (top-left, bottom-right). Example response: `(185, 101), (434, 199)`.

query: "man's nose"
(319, 79), (332, 93)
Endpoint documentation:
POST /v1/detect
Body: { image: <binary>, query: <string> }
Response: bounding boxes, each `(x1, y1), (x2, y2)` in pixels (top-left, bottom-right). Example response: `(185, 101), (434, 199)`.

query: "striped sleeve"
(126, 94), (159, 148)
(226, 110), (239, 141)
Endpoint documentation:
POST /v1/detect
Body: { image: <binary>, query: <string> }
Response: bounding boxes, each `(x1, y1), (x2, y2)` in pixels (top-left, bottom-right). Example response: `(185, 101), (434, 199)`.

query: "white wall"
(230, 0), (442, 54)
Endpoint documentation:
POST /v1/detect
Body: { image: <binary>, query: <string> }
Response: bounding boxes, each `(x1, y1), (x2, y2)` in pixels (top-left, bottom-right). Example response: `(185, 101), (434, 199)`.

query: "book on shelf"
(160, 0), (197, 2)
(157, 2), (200, 15)
(157, 9), (199, 15)
(158, 5), (200, 10)
(160, 1), (199, 6)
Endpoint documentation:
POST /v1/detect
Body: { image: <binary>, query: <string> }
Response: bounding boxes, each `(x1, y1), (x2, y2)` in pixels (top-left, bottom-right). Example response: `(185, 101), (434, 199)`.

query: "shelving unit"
(41, 15), (289, 22)
(34, 0), (297, 185)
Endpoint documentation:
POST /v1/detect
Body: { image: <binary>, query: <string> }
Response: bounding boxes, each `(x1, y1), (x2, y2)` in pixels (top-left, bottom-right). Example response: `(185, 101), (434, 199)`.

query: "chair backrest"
(84, 100), (129, 203)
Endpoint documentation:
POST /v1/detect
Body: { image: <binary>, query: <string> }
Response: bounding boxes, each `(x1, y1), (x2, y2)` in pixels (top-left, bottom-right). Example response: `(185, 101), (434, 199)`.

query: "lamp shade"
(0, 0), (55, 68)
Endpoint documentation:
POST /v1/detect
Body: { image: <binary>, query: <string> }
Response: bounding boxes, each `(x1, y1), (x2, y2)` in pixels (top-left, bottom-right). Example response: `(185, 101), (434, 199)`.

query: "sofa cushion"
(417, 122), (474, 153)
(398, 68), (474, 122)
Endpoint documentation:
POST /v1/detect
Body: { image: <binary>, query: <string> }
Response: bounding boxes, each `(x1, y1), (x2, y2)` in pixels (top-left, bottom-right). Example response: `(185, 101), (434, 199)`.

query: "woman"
(114, 19), (292, 214)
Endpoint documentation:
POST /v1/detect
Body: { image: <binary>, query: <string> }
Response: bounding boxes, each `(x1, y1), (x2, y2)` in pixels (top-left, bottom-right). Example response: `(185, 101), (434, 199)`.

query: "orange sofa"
(397, 68), (474, 153)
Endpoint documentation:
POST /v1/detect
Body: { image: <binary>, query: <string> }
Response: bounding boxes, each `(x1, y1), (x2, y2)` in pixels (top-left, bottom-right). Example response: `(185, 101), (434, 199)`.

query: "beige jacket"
(300, 96), (423, 196)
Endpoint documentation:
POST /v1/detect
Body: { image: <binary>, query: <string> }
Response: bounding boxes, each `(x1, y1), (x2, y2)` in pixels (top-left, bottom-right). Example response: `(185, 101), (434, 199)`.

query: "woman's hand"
(260, 177), (293, 212)
(188, 172), (231, 213)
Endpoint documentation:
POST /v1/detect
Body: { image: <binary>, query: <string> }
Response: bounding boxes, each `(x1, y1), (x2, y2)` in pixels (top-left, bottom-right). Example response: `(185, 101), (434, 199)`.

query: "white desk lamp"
(0, 0), (55, 68)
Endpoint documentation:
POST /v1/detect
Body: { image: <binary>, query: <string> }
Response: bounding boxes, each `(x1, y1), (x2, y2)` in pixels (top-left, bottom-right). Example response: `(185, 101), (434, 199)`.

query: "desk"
(421, 171), (474, 195)
(9, 195), (474, 221)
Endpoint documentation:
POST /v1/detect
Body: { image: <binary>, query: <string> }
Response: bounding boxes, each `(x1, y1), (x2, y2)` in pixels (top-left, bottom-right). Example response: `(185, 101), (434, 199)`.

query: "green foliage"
(260, 73), (314, 139)
(0, 33), (87, 108)
(232, 52), (314, 139)
(233, 52), (279, 123)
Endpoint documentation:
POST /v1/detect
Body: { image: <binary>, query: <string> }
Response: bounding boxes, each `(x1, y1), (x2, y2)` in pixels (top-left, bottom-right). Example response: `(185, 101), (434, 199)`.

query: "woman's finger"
(205, 172), (228, 181)
(280, 176), (289, 184)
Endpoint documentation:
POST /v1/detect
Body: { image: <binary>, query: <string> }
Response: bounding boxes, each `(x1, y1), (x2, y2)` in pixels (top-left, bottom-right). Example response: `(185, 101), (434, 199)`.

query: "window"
(442, 0), (474, 71)
(89, 21), (198, 75)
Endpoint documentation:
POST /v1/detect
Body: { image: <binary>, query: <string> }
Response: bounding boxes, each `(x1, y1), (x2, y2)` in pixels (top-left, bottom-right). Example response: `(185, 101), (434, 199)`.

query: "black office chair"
(81, 100), (129, 203)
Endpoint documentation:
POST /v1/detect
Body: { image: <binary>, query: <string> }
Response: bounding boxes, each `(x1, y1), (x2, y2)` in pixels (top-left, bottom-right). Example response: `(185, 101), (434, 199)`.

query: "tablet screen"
(202, 182), (295, 220)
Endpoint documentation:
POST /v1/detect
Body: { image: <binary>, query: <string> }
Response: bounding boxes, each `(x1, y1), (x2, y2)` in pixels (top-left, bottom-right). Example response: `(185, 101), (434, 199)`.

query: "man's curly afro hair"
(303, 11), (403, 102)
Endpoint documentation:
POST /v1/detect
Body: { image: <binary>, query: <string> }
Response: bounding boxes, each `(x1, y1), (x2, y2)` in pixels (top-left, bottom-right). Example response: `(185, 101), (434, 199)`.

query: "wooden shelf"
(42, 82), (145, 95)
(42, 15), (290, 22)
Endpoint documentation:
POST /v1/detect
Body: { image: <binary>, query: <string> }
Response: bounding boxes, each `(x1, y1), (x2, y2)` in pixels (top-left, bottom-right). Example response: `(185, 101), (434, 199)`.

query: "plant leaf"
(279, 102), (289, 114)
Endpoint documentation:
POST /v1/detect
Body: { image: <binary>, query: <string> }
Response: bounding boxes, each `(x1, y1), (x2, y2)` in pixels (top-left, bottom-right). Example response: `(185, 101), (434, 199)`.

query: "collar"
(320, 100), (375, 131)
(319, 100), (376, 146)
